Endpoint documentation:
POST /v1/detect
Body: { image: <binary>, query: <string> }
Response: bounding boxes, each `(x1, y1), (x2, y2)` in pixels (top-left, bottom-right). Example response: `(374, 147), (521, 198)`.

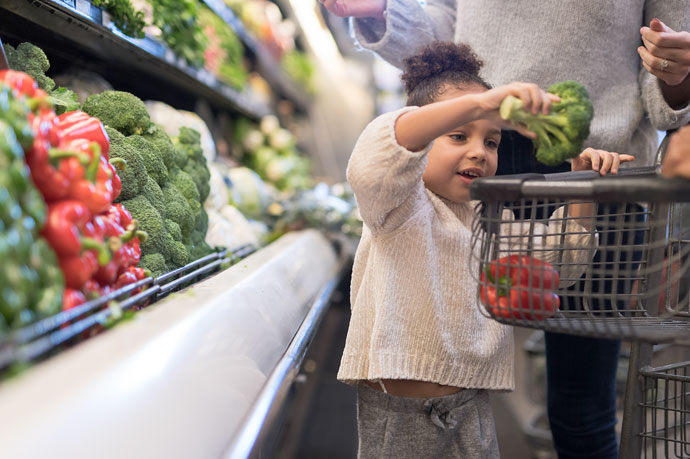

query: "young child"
(337, 42), (634, 459)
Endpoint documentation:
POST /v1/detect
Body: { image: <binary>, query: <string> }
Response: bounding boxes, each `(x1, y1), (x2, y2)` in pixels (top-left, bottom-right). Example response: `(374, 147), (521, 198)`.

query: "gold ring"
(661, 59), (669, 71)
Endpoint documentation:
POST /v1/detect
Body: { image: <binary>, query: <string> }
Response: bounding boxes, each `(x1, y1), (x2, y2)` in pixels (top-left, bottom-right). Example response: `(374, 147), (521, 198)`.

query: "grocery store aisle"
(276, 300), (539, 459)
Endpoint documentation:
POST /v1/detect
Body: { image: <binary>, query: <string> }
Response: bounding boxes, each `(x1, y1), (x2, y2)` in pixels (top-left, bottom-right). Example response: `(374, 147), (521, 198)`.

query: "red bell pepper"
(65, 140), (114, 214)
(62, 289), (87, 311)
(0, 70), (51, 110)
(480, 255), (560, 320)
(41, 201), (111, 265)
(50, 111), (110, 159)
(59, 251), (99, 289)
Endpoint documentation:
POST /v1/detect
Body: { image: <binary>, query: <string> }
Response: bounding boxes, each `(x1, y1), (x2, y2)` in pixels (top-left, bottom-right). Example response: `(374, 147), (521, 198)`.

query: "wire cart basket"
(469, 167), (690, 457)
(469, 167), (690, 344)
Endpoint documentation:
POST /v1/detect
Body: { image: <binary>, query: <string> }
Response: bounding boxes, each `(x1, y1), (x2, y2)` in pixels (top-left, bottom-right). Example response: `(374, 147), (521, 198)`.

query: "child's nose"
(467, 144), (487, 161)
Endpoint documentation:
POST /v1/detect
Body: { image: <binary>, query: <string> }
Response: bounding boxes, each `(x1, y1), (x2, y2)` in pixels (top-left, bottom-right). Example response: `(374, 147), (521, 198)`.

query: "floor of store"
(276, 299), (545, 459)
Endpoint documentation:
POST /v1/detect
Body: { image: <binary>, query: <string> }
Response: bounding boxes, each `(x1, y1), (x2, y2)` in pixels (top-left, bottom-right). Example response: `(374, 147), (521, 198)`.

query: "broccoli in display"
(5, 42), (55, 91)
(82, 90), (151, 136)
(120, 195), (166, 255)
(162, 183), (194, 237)
(174, 127), (211, 202)
(164, 219), (183, 242)
(138, 253), (168, 278)
(500, 80), (594, 166)
(141, 175), (167, 219)
(124, 135), (168, 186)
(143, 125), (177, 169)
(107, 127), (148, 201)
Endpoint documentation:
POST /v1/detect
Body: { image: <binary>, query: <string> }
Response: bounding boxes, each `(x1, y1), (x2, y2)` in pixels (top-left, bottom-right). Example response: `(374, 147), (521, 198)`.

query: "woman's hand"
(474, 82), (560, 139)
(661, 125), (690, 179)
(571, 148), (635, 175)
(638, 19), (690, 87)
(319, 0), (386, 19)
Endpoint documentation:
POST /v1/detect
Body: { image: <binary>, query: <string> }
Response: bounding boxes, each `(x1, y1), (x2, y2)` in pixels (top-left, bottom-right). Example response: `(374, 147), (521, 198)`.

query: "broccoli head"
(164, 219), (183, 242)
(161, 184), (194, 237)
(175, 127), (211, 201)
(138, 253), (168, 278)
(499, 80), (594, 166)
(120, 195), (166, 255)
(170, 168), (201, 217)
(109, 130), (148, 201)
(143, 124), (177, 169)
(185, 160), (211, 202)
(141, 175), (167, 219)
(6, 42), (55, 91)
(82, 91), (151, 136)
(187, 229), (214, 260)
(162, 233), (191, 268)
(124, 135), (168, 186)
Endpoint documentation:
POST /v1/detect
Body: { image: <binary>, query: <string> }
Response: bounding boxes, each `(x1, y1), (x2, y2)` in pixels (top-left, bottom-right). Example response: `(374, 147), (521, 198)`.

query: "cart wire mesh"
(469, 168), (690, 343)
(641, 361), (690, 458)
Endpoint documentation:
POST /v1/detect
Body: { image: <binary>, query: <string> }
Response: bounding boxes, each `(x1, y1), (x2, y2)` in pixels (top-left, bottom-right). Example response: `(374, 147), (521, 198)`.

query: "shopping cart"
(469, 167), (690, 458)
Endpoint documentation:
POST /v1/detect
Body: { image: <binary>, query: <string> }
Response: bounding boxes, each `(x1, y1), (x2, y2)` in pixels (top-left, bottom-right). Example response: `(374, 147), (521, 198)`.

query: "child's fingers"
(582, 148), (600, 171)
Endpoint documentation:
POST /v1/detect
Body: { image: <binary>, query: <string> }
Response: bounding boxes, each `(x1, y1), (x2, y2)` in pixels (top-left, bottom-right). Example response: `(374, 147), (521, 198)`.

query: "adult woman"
(321, 1), (690, 457)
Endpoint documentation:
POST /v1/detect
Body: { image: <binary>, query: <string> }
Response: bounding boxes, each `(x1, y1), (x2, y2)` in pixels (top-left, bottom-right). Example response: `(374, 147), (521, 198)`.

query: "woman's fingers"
(576, 149), (635, 175)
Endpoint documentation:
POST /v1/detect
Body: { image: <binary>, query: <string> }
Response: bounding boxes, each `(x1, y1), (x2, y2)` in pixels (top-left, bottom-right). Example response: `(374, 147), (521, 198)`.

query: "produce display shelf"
(0, 243), (257, 376)
(0, 0), (272, 118)
(0, 229), (345, 459)
(201, 0), (312, 111)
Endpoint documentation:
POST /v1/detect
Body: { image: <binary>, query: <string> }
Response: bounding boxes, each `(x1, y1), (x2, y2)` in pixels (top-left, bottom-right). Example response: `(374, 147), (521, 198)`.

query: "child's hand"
(475, 82), (559, 138)
(571, 148), (635, 175)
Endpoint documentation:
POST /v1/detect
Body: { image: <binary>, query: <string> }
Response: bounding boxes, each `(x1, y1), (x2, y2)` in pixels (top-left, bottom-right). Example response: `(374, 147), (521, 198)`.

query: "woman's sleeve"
(499, 207), (597, 288)
(347, 107), (432, 233)
(350, 0), (456, 69)
(640, 0), (690, 130)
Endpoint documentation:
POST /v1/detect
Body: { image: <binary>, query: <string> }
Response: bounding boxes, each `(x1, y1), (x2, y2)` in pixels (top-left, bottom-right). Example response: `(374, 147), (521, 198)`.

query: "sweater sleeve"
(351, 0), (456, 69)
(346, 107), (432, 234)
(499, 207), (597, 288)
(640, 0), (690, 131)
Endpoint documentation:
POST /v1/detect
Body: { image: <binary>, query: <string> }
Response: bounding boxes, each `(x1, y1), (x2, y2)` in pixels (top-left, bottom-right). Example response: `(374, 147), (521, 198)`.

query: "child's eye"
(449, 134), (466, 142)
(485, 139), (499, 149)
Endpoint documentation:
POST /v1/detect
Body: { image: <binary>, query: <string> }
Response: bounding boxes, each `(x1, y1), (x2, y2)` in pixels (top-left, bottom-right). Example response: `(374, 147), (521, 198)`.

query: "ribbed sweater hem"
(337, 352), (515, 391)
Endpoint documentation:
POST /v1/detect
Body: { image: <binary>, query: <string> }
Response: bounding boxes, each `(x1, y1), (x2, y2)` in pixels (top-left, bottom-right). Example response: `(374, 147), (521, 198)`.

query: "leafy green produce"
(92, 0), (146, 38)
(150, 0), (208, 68)
(500, 80), (594, 166)
(49, 87), (80, 115)
(198, 5), (248, 89)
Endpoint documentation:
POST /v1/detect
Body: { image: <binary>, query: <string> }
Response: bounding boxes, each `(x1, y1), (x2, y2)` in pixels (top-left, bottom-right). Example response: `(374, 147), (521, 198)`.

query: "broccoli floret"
(161, 184), (194, 237)
(82, 91), (151, 136)
(138, 253), (168, 278)
(499, 80), (594, 166)
(194, 206), (209, 235)
(162, 232), (191, 268)
(6, 42), (55, 91)
(109, 130), (148, 201)
(174, 127), (211, 201)
(124, 135), (168, 186)
(169, 168), (201, 217)
(140, 175), (166, 219)
(143, 124), (177, 169)
(187, 229), (214, 260)
(164, 219), (183, 242)
(120, 195), (166, 255)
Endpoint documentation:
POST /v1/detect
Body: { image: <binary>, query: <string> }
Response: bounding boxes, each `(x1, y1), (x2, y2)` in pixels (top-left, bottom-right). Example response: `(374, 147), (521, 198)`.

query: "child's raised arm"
(395, 82), (559, 152)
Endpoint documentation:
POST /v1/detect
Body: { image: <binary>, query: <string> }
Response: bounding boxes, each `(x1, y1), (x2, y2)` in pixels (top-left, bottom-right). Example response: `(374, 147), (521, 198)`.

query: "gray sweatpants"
(356, 383), (500, 459)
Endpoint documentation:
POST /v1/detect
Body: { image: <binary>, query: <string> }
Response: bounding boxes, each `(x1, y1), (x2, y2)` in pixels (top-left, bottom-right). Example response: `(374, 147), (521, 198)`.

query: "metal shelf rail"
(0, 244), (257, 377)
(0, 0), (272, 118)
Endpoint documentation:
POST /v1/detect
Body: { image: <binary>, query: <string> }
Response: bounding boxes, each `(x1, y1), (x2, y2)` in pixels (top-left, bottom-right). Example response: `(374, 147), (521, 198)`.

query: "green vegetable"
(169, 168), (201, 218)
(143, 124), (177, 169)
(49, 87), (80, 116)
(198, 5), (247, 89)
(150, 0), (208, 68)
(82, 90), (151, 136)
(5, 42), (55, 91)
(141, 175), (167, 219)
(108, 127), (148, 201)
(121, 195), (166, 255)
(163, 236), (191, 268)
(161, 183), (194, 237)
(164, 219), (183, 242)
(499, 80), (594, 166)
(138, 253), (168, 278)
(174, 127), (211, 202)
(124, 135), (168, 186)
(91, 0), (146, 38)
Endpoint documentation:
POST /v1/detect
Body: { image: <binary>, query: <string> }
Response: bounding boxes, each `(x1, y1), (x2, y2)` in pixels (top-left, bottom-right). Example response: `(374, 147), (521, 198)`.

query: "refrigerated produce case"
(0, 1), (361, 457)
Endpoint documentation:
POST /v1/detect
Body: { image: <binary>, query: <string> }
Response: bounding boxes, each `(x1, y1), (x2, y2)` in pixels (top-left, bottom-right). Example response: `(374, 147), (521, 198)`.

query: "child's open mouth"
(456, 168), (483, 184)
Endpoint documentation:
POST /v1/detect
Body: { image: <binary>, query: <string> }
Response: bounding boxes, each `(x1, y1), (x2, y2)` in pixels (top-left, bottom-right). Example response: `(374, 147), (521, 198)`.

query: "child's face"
(422, 85), (500, 203)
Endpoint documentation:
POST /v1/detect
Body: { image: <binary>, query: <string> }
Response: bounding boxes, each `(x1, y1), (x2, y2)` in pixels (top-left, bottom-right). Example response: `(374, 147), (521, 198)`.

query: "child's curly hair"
(401, 42), (490, 106)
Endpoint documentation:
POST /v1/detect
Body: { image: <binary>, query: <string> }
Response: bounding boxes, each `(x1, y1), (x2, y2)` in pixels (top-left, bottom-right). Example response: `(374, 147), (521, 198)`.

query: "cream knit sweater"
(337, 107), (596, 390)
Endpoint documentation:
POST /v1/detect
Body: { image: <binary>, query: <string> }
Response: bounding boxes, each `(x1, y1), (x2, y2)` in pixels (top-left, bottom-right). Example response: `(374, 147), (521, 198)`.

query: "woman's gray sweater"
(353, 0), (690, 167)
